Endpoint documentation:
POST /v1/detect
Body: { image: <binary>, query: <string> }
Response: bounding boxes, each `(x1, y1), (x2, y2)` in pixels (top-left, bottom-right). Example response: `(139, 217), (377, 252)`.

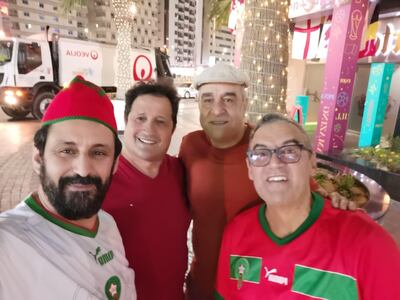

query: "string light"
(240, 0), (289, 123)
(113, 1), (136, 99)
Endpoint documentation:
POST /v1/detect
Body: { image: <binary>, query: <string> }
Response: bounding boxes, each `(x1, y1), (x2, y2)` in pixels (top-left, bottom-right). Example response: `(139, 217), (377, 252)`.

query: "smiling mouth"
(210, 121), (228, 126)
(267, 176), (288, 183)
(137, 137), (157, 145)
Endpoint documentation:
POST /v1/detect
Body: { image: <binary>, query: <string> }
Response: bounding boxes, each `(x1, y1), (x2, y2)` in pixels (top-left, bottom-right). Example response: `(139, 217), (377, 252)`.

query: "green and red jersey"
(216, 193), (400, 299)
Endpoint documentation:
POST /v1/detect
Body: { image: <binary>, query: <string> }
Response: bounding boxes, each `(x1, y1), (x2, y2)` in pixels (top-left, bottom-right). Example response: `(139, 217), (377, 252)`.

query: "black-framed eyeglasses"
(247, 144), (312, 167)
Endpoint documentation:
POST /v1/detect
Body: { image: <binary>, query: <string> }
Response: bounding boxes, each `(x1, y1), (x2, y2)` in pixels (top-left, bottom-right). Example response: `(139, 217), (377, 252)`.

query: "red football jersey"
(216, 193), (400, 299)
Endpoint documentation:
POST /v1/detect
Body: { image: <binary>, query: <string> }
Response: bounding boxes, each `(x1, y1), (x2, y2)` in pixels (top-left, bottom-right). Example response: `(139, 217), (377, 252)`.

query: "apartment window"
(111, 13), (114, 18)
(77, 22), (83, 28)
(112, 34), (115, 40)
(12, 22), (20, 30)
(22, 0), (28, 4)
(40, 26), (45, 31)
(68, 20), (73, 24)
(53, 16), (59, 22)
(23, 12), (30, 17)
(53, 6), (58, 11)
(39, 3), (44, 8)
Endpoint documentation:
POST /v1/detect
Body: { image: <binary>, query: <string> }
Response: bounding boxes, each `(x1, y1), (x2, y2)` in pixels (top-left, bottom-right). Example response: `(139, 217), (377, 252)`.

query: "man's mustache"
(59, 175), (102, 187)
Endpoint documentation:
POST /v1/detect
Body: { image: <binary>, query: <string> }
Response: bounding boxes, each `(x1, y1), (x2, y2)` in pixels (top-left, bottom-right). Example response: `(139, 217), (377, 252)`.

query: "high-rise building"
(1, 0), (88, 39)
(201, 0), (235, 66)
(167, 0), (197, 67)
(1, 0), (163, 49)
(87, 0), (162, 47)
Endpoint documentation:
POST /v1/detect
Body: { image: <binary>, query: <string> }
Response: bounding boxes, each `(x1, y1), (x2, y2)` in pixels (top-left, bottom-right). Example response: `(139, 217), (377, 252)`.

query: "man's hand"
(329, 191), (357, 211)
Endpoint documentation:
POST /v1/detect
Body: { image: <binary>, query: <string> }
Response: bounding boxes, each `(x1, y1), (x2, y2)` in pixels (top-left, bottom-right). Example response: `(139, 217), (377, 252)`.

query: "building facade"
(167, 0), (197, 67)
(0, 0), (162, 49)
(200, 0), (235, 66)
(1, 0), (88, 39)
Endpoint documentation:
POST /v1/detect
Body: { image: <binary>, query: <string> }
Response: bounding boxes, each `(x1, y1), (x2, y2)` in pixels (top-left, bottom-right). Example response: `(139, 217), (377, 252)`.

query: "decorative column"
(314, 0), (368, 153)
(359, 63), (395, 147)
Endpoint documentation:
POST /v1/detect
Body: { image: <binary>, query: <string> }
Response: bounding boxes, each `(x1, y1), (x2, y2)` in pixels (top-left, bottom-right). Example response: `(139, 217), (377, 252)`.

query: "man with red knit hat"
(0, 76), (136, 300)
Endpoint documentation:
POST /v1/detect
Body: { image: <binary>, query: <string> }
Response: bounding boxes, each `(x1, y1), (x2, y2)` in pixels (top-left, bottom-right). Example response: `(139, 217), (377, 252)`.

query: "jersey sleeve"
(357, 223), (400, 299)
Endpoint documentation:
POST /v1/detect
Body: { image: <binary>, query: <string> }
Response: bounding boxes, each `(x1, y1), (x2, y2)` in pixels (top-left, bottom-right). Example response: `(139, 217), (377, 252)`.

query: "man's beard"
(39, 163), (113, 220)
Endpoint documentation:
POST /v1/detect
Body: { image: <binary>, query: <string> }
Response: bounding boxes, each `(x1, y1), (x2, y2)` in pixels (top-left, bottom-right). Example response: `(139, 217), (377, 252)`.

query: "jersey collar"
(258, 192), (324, 245)
(25, 194), (99, 238)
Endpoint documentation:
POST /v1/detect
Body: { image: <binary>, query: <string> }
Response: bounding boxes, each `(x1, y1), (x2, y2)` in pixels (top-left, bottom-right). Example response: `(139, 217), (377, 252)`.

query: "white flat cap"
(193, 62), (250, 89)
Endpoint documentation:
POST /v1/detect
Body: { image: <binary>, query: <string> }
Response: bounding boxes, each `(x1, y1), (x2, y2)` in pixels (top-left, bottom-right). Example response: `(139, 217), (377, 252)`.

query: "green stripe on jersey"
(230, 255), (262, 283)
(25, 195), (98, 238)
(258, 192), (324, 245)
(292, 264), (359, 300)
(214, 291), (224, 300)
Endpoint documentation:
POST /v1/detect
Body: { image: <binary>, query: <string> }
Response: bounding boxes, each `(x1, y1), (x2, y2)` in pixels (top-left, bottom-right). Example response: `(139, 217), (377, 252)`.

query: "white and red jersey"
(0, 194), (136, 300)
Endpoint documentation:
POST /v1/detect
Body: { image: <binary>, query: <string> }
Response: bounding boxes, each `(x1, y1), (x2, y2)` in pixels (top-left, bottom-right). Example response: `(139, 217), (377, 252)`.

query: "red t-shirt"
(179, 126), (260, 299)
(103, 155), (190, 300)
(216, 193), (400, 299)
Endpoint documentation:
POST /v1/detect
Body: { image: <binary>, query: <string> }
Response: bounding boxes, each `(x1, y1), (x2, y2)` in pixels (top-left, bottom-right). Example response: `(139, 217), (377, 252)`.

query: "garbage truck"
(0, 34), (172, 119)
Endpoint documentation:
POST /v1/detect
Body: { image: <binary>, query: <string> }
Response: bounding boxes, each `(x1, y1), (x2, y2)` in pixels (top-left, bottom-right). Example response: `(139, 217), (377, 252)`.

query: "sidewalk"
(0, 143), (39, 211)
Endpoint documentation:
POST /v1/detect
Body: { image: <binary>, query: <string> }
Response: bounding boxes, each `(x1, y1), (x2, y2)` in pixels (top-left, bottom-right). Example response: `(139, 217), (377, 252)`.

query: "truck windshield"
(0, 41), (13, 65)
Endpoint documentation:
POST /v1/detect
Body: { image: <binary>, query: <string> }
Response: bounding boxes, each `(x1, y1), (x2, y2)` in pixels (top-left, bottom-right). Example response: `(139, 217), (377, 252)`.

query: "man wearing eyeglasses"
(179, 63), (351, 300)
(215, 113), (400, 299)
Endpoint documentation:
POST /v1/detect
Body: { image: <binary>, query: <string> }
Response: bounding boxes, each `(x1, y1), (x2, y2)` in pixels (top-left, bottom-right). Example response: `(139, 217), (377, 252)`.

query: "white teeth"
(267, 176), (287, 182)
(211, 121), (227, 125)
(137, 137), (156, 144)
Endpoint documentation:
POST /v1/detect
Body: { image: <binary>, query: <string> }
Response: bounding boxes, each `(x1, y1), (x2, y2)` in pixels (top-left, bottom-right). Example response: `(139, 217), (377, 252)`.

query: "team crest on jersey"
(264, 266), (288, 285)
(89, 246), (114, 266)
(230, 255), (262, 289)
(104, 275), (121, 300)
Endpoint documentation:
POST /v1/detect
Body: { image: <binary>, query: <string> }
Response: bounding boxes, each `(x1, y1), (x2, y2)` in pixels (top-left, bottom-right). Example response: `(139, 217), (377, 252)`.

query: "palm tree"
(208, 0), (290, 124)
(62, 0), (134, 99)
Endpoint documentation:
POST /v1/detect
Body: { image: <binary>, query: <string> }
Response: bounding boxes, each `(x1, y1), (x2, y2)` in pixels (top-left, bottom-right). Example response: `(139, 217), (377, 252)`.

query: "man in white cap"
(0, 76), (136, 299)
(179, 63), (351, 299)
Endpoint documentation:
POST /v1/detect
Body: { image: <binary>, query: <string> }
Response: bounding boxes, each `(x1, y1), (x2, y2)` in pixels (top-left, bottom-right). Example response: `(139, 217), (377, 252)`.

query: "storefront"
(287, 0), (400, 149)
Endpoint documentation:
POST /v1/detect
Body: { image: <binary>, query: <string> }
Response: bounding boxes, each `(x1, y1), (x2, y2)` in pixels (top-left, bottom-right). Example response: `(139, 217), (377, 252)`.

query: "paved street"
(0, 100), (399, 245)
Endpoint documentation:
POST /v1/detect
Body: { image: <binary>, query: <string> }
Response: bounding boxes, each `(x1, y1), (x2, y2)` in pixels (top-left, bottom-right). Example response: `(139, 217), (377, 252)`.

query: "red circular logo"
(90, 50), (99, 60)
(133, 55), (153, 81)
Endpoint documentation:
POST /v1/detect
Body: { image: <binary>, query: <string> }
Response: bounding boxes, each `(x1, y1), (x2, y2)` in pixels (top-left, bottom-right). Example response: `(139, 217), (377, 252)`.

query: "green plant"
(335, 174), (355, 198)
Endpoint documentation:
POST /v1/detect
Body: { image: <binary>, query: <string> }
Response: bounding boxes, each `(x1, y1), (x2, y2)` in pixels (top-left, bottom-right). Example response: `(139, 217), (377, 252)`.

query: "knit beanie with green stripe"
(42, 76), (117, 134)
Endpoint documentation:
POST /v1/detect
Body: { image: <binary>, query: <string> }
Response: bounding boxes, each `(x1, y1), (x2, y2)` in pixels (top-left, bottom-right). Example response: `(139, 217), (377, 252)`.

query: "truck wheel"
(32, 92), (55, 120)
(1, 106), (29, 119)
(184, 91), (190, 99)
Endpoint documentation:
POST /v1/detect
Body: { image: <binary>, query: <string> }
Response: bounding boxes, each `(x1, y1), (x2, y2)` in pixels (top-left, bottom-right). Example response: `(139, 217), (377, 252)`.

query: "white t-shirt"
(0, 194), (136, 300)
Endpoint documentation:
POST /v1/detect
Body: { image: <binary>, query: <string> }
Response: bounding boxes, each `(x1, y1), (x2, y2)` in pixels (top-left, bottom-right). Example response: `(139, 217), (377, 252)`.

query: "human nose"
(210, 100), (226, 115)
(73, 154), (94, 177)
(142, 119), (156, 133)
